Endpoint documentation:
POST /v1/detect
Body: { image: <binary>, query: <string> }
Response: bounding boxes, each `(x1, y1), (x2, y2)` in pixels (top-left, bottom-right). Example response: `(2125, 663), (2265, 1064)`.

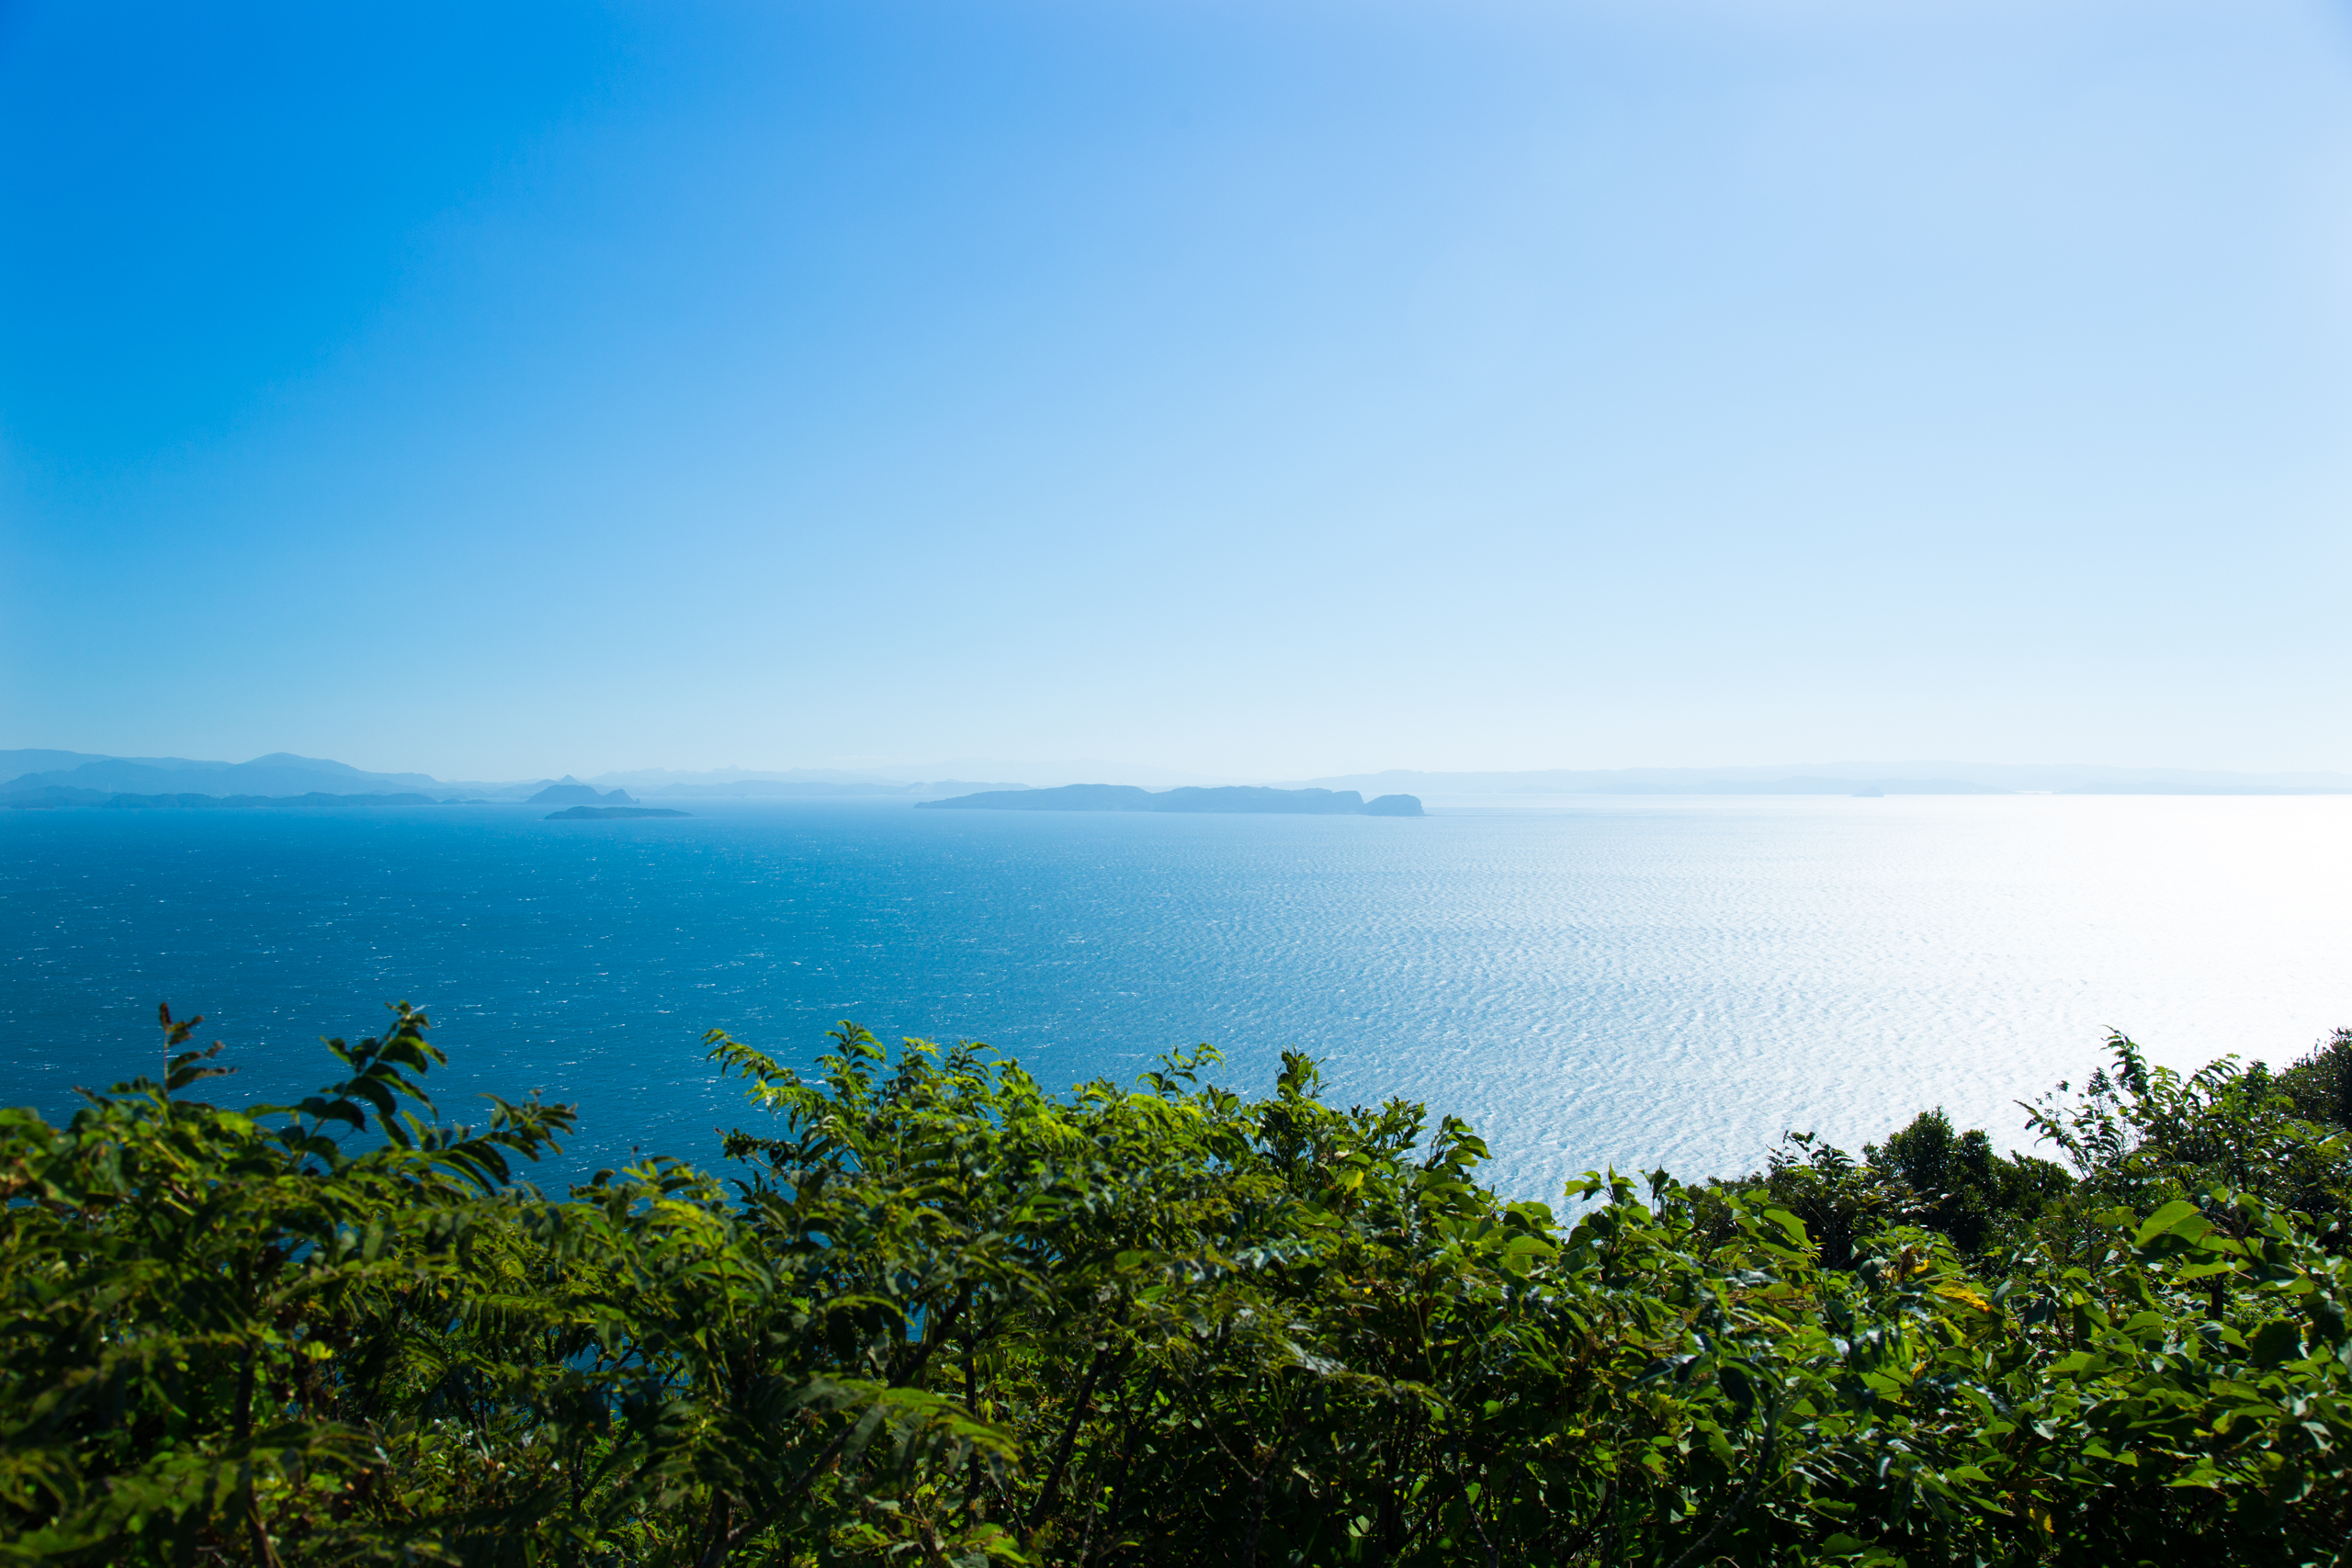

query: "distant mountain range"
(5, 750), (2346, 810)
(0, 751), (1034, 808)
(1, 751), (465, 799)
(528, 783), (637, 806)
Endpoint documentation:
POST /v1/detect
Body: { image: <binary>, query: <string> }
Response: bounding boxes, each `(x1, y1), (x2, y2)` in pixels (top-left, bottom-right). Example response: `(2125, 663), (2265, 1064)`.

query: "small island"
(918, 784), (1423, 817)
(542, 806), (692, 820)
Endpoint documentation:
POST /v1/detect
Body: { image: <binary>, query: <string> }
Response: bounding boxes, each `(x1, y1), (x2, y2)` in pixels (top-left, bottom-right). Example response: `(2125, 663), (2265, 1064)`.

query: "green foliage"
(4, 1008), (2352, 1564)
(2280, 1029), (2352, 1133)
(1866, 1110), (2073, 1258)
(2024, 1032), (2352, 1224)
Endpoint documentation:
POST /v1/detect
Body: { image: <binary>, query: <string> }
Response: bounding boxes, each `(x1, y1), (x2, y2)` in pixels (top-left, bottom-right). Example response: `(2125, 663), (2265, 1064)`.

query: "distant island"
(543, 806), (691, 820)
(918, 784), (1424, 817)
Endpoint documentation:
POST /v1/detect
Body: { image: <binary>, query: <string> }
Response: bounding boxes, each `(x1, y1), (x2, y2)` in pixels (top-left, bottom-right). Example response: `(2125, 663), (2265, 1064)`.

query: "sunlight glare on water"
(2, 795), (2345, 1198)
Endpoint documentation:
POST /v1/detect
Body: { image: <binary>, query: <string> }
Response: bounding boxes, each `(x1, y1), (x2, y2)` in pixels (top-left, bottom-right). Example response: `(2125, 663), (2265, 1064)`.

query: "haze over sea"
(5, 794), (2344, 1198)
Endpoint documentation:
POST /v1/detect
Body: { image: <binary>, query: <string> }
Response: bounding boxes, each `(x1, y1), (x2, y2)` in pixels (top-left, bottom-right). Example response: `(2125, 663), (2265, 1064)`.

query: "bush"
(3, 1008), (2350, 1564)
(2282, 1029), (2352, 1131)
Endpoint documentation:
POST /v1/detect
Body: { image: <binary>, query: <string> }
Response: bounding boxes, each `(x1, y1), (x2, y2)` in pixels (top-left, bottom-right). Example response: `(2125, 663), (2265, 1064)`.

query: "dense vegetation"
(5, 1006), (2351, 1566)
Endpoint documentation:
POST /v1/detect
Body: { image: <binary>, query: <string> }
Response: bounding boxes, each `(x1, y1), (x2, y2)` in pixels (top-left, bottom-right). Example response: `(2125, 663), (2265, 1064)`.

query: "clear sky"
(5, 0), (2349, 782)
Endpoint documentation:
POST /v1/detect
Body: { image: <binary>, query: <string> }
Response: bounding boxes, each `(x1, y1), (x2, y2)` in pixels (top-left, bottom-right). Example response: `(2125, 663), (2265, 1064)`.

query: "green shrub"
(2281, 1029), (2352, 1132)
(3, 1008), (2349, 1565)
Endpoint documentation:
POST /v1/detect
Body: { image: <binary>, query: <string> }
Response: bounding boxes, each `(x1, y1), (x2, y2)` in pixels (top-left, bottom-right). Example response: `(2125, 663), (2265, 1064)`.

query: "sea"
(2, 795), (2346, 1200)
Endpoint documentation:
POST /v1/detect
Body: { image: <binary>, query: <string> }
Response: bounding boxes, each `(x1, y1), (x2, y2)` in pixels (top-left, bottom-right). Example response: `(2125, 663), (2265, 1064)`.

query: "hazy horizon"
(6, 1), (2349, 770)
(7, 742), (2350, 796)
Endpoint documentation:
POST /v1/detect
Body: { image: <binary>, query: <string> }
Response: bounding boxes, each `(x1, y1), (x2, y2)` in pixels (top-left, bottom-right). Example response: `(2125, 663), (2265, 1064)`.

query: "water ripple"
(2, 795), (2346, 1196)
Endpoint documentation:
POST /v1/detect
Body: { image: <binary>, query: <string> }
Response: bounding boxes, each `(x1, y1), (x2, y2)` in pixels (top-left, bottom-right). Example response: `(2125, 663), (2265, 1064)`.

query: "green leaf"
(2135, 1199), (2210, 1247)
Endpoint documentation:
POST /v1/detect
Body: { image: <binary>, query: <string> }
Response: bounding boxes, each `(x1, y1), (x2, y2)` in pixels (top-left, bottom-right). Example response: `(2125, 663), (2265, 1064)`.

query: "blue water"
(3, 795), (2346, 1196)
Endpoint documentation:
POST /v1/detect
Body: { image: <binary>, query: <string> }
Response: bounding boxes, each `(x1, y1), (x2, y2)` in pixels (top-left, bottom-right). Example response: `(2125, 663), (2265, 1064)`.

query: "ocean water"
(2, 795), (2346, 1198)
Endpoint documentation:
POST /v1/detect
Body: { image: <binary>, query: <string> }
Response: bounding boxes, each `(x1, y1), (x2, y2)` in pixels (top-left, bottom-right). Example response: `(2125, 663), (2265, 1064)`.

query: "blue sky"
(5, 0), (2348, 780)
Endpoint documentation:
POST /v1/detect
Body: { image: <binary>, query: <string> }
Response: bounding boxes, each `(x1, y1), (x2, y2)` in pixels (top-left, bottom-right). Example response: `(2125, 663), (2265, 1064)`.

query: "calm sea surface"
(2, 796), (2345, 1196)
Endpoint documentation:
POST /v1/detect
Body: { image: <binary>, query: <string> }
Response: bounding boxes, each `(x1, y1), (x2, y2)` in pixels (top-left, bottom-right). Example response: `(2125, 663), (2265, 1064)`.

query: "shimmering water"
(2, 795), (2345, 1196)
